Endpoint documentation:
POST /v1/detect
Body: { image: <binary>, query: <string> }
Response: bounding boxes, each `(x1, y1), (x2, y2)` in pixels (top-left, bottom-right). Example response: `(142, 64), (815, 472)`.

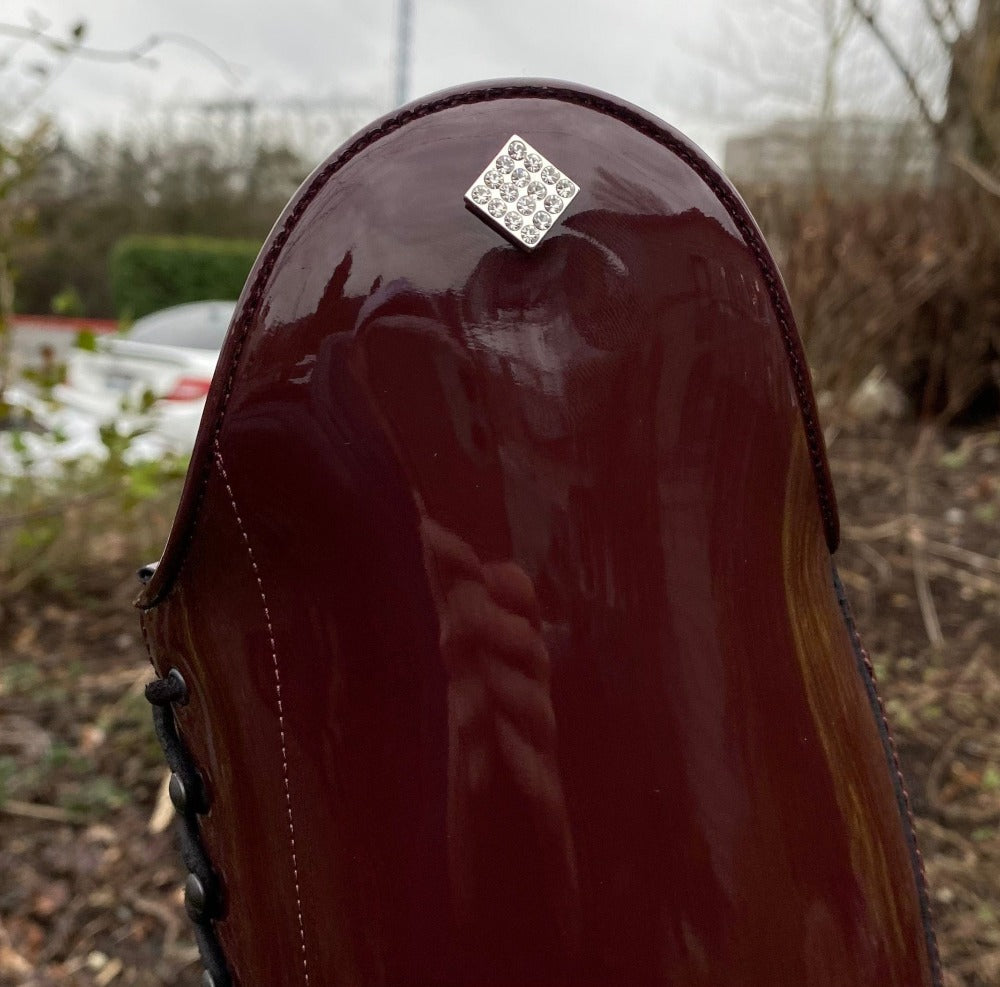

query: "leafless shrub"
(745, 183), (1000, 421)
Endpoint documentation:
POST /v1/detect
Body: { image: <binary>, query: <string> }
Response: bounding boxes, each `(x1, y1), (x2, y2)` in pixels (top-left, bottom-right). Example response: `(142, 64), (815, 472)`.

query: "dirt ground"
(1, 421), (998, 986)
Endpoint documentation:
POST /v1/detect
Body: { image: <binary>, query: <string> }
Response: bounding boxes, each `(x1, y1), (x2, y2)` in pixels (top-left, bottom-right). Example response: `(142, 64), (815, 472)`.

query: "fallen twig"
(927, 727), (1000, 826)
(841, 512), (956, 542)
(95, 956), (124, 986)
(914, 816), (979, 868)
(922, 539), (1000, 576)
(1, 798), (77, 823)
(148, 769), (174, 835)
(856, 540), (894, 584)
(920, 557), (1000, 596)
(907, 428), (945, 648)
(129, 894), (184, 951)
(909, 524), (945, 647)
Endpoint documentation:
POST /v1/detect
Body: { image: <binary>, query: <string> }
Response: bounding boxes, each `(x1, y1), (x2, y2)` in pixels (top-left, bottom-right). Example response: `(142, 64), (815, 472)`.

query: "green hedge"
(110, 235), (260, 319)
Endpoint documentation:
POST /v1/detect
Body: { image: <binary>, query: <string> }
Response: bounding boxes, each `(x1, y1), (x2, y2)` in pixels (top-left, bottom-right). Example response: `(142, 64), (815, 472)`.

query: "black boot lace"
(145, 665), (232, 987)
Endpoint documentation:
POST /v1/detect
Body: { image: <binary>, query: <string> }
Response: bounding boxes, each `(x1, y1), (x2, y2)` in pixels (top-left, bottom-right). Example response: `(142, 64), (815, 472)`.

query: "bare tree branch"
(849, 0), (946, 141)
(0, 22), (239, 83)
(949, 149), (1000, 198)
(853, 0), (1000, 192)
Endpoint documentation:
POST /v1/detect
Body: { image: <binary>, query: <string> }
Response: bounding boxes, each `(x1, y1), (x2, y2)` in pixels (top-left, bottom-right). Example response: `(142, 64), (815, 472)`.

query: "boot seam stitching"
(214, 440), (311, 986)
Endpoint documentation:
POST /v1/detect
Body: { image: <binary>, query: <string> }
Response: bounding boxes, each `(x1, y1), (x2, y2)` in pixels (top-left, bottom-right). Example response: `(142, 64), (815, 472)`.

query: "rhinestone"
(510, 167), (529, 188)
(487, 199), (507, 218)
(544, 194), (563, 214)
(495, 154), (515, 174)
(484, 170), (504, 189)
(527, 180), (546, 198)
(517, 195), (536, 216)
(507, 139), (526, 160)
(504, 211), (524, 231)
(499, 184), (519, 203)
(556, 177), (576, 198)
(470, 185), (491, 205)
(540, 165), (561, 185)
(521, 226), (541, 245)
(533, 211), (552, 230)
(524, 153), (543, 173)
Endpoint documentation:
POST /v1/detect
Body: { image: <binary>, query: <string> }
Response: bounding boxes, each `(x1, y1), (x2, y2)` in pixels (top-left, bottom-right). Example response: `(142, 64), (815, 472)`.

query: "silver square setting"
(464, 134), (580, 251)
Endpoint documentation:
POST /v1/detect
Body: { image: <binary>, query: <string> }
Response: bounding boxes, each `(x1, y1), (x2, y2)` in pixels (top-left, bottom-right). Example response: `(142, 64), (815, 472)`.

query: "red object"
(162, 376), (213, 402)
(139, 81), (941, 986)
(10, 314), (117, 334)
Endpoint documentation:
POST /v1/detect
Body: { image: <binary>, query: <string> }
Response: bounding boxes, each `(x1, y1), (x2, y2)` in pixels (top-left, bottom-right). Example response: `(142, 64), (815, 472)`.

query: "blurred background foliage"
(0, 3), (998, 986)
(14, 137), (303, 319)
(0, 19), (312, 600)
(748, 185), (1000, 422)
(109, 235), (260, 319)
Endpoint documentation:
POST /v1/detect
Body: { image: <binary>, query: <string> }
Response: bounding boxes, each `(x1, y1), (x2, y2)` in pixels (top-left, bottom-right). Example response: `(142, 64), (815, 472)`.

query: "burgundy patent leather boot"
(138, 80), (942, 987)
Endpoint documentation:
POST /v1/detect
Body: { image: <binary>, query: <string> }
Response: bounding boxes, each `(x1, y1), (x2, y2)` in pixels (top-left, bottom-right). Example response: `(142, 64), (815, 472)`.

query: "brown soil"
(830, 423), (1000, 987)
(1, 421), (998, 986)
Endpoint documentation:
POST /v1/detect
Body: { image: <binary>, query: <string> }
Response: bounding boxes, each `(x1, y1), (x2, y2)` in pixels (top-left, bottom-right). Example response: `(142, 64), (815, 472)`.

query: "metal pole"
(394, 0), (413, 107)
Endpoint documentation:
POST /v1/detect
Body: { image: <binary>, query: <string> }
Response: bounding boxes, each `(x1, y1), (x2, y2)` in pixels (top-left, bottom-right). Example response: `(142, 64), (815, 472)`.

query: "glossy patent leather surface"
(139, 81), (939, 986)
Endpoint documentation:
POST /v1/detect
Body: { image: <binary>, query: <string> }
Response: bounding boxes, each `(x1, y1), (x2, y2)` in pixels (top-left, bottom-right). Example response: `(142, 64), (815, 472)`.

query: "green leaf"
(74, 329), (97, 352)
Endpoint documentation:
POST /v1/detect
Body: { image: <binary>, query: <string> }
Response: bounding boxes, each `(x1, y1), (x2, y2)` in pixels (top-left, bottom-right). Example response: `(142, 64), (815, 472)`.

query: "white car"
(53, 300), (236, 455)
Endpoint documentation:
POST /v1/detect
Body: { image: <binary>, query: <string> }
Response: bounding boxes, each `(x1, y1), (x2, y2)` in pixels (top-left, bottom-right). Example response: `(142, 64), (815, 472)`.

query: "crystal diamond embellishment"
(555, 177), (576, 198)
(544, 194), (563, 215)
(464, 133), (580, 251)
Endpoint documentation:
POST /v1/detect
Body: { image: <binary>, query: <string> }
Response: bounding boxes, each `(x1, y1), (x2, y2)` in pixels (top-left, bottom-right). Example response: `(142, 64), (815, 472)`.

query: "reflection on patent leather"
(419, 516), (580, 979)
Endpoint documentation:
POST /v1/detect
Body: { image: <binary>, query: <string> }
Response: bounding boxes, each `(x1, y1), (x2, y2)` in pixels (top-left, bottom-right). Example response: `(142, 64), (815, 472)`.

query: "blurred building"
(724, 117), (938, 190)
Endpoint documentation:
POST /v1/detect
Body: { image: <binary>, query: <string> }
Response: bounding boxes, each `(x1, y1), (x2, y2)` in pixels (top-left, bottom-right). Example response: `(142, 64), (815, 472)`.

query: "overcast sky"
(1, 0), (945, 164)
